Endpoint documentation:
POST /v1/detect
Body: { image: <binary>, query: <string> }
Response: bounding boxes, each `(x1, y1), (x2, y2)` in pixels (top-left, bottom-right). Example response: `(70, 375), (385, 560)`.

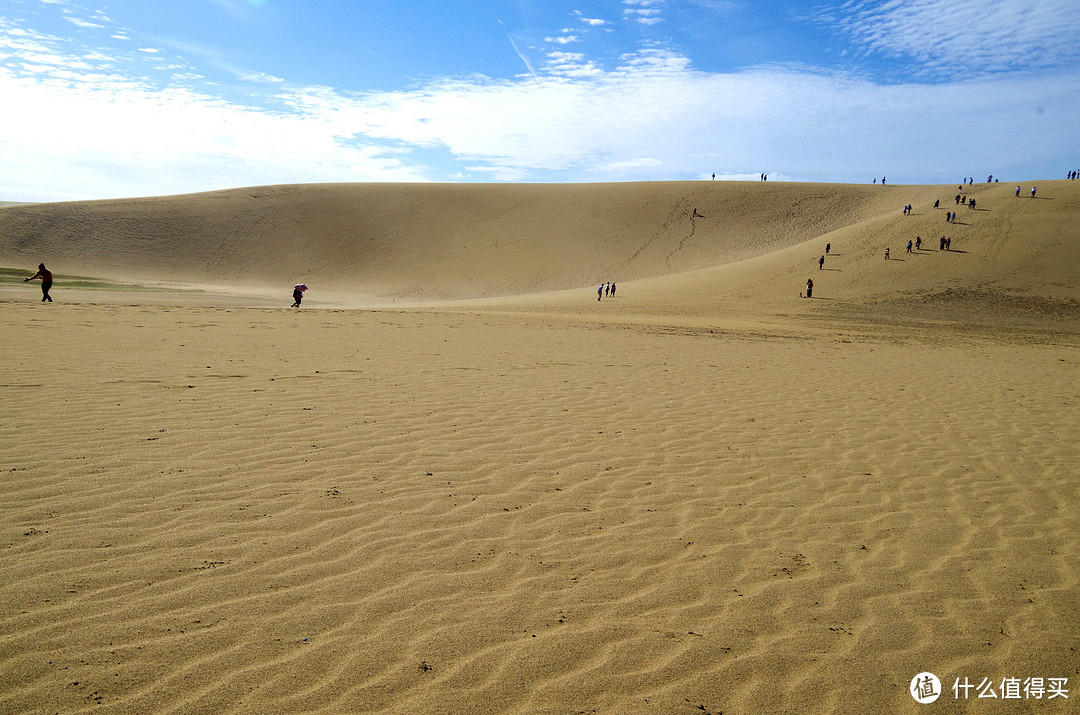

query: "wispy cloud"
(623, 0), (665, 25)
(63, 16), (105, 29)
(238, 70), (285, 83)
(498, 19), (536, 77)
(820, 0), (1080, 74)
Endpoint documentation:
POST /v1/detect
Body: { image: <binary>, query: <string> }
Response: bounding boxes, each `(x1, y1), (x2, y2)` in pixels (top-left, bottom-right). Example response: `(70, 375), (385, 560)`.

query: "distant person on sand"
(1016, 185), (1021, 197)
(1031, 186), (1037, 198)
(825, 243), (831, 255)
(819, 255), (825, 269)
(884, 247), (890, 260)
(291, 283), (307, 308)
(605, 282), (611, 296)
(934, 199), (939, 209)
(915, 236), (922, 250)
(610, 282), (616, 297)
(24, 263), (53, 302)
(805, 278), (813, 298)
(598, 284), (604, 301)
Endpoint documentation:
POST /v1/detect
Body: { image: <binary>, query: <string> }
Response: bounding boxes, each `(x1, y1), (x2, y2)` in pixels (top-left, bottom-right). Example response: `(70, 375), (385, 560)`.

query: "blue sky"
(1, 0), (1078, 201)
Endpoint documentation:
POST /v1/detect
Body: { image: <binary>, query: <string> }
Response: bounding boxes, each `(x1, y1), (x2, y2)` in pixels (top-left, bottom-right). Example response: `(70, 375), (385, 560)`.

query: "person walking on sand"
(24, 263), (53, 302)
(819, 255), (825, 270)
(610, 282), (616, 297)
(906, 239), (912, 253)
(291, 283), (307, 308)
(1031, 186), (1037, 198)
(915, 236), (922, 250)
(884, 247), (890, 260)
(805, 278), (813, 298)
(1016, 185), (1021, 197)
(825, 243), (831, 255)
(597, 284), (604, 301)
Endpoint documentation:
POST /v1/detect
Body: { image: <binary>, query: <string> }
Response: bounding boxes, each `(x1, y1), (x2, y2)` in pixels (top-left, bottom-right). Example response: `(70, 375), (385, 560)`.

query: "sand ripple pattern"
(1, 305), (1077, 714)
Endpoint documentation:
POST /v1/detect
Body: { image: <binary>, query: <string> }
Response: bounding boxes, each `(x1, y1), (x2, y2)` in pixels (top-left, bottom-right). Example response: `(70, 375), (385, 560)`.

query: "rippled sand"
(2, 180), (1078, 713)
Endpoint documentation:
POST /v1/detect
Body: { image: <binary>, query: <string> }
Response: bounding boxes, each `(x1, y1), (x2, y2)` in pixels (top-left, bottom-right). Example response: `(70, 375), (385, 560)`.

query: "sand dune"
(3, 180), (1077, 320)
(1, 180), (1078, 714)
(0, 181), (964, 298)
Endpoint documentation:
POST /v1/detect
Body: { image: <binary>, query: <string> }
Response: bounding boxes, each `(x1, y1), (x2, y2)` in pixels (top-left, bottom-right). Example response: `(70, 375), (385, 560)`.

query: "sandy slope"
(1, 180), (1078, 714)
(0, 181), (952, 299)
(3, 180), (1077, 322)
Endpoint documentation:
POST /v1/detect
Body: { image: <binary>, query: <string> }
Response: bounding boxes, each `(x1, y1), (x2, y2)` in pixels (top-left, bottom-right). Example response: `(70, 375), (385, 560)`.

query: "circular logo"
(910, 672), (941, 704)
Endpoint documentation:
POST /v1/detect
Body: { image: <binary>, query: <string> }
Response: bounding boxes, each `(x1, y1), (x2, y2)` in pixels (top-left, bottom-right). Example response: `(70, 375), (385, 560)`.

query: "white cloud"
(825, 0), (1080, 73)
(543, 50), (602, 77)
(600, 157), (663, 172)
(63, 17), (105, 29)
(623, 0), (665, 25)
(574, 11), (609, 27)
(238, 70), (284, 83)
(265, 55), (1079, 184)
(545, 35), (580, 45)
(0, 63), (428, 201)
